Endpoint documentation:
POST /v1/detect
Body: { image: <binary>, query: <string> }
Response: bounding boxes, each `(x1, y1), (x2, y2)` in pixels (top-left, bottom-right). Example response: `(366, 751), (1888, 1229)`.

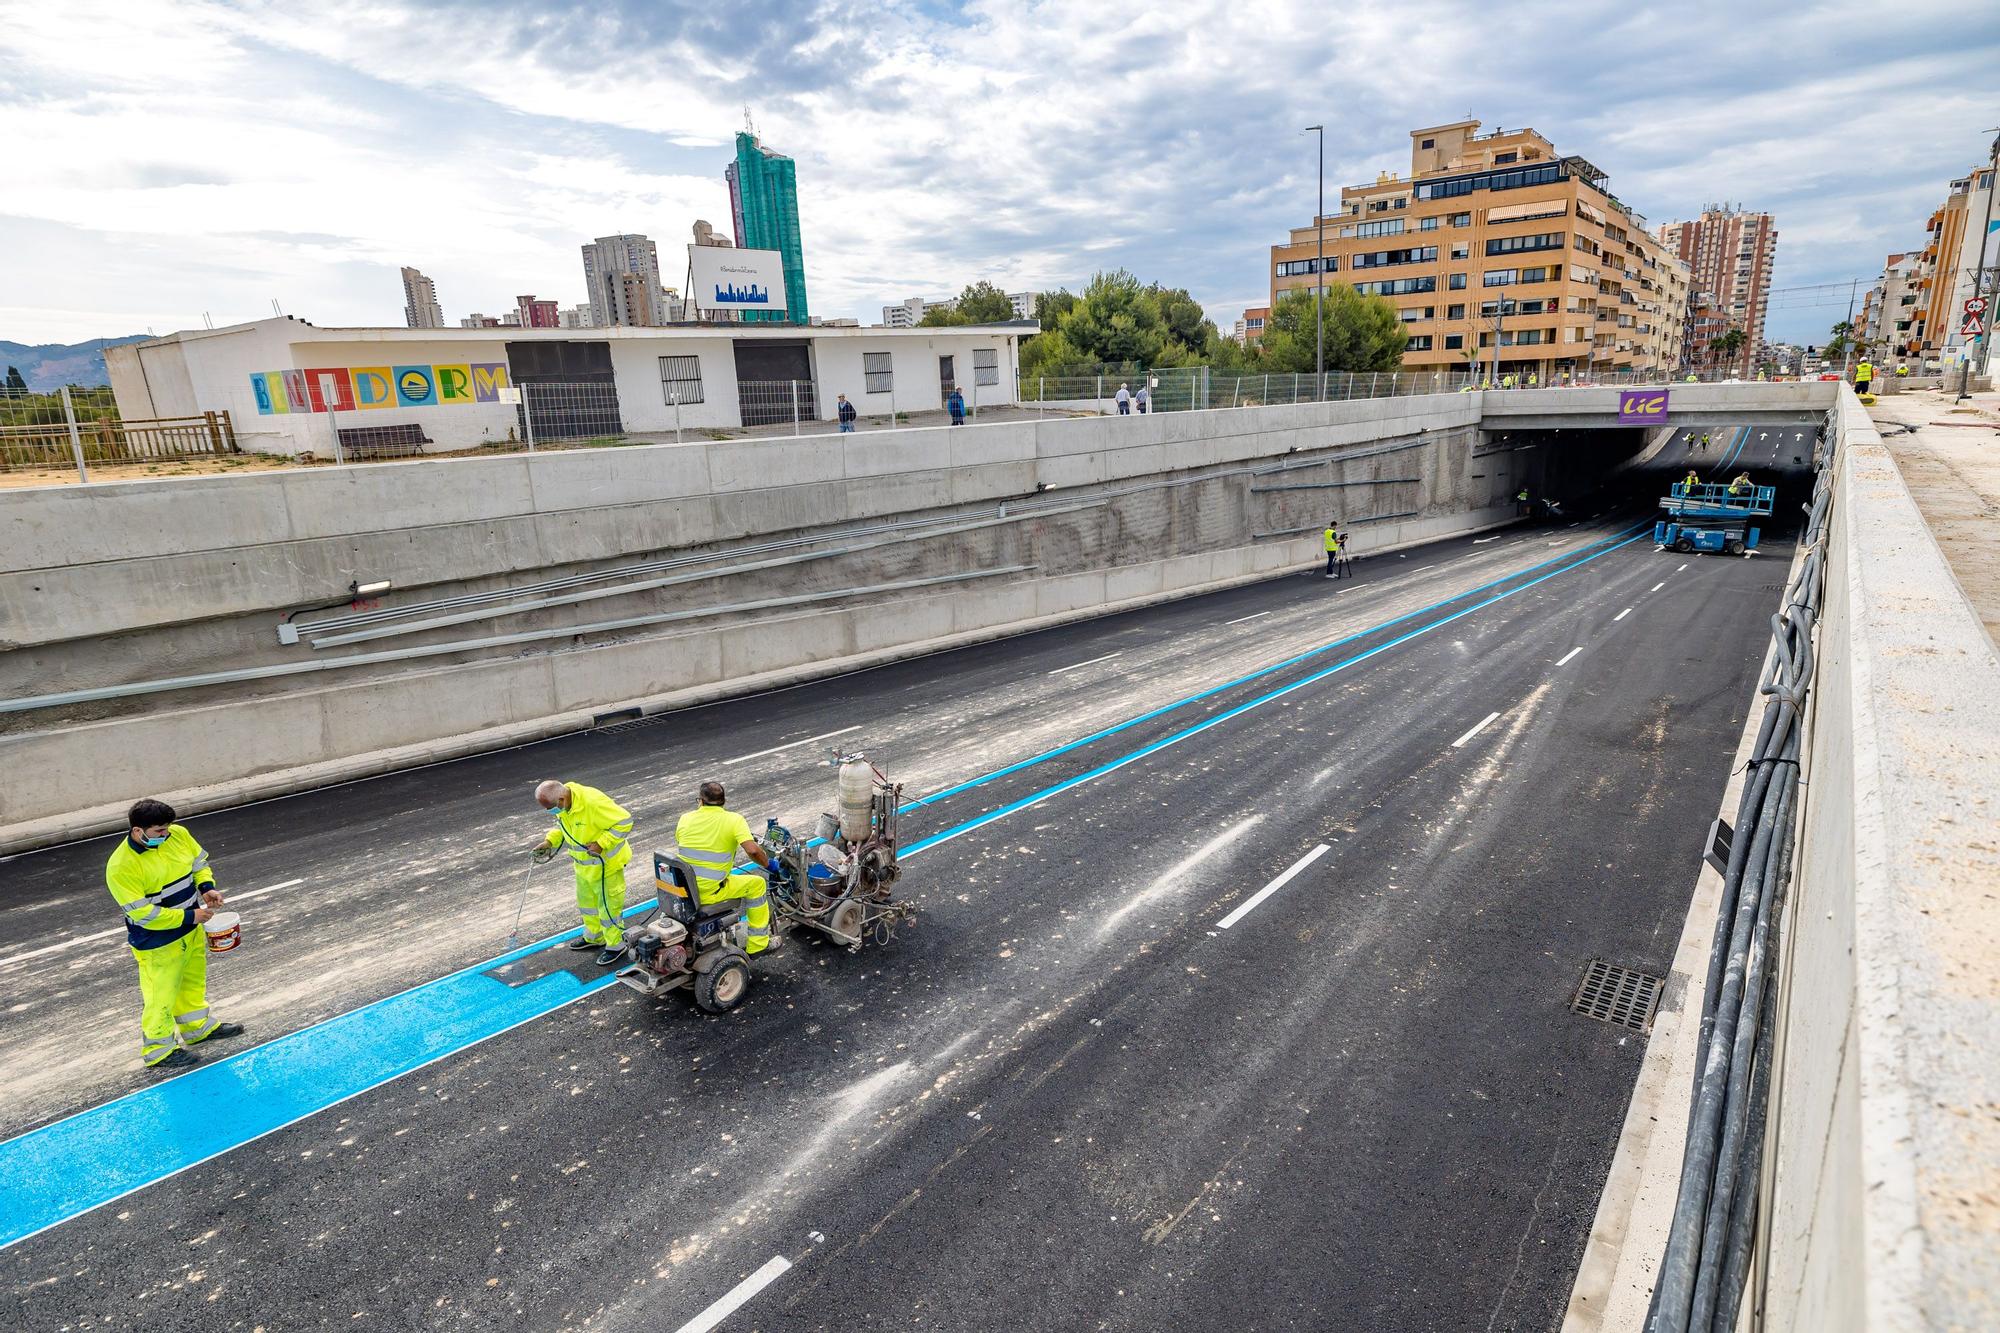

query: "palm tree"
(1708, 327), (1748, 373)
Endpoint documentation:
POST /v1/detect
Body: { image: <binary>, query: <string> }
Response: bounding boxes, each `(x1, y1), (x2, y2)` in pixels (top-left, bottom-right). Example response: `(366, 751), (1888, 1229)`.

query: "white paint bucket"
(203, 911), (242, 953)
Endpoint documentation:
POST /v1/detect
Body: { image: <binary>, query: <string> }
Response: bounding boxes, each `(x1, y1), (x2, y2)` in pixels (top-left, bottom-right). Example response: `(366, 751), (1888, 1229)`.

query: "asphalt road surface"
(0, 429), (1802, 1331)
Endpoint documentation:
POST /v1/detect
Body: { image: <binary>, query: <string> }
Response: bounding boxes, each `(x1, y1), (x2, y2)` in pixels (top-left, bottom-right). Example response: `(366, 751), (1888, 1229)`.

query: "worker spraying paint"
(528, 779), (634, 966)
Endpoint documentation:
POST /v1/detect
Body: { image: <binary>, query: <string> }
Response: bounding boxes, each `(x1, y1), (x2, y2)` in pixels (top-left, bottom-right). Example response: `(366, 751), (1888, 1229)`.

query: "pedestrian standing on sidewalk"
(947, 387), (966, 426)
(1115, 383), (1131, 415)
(837, 394), (857, 432)
(1135, 382), (1151, 414)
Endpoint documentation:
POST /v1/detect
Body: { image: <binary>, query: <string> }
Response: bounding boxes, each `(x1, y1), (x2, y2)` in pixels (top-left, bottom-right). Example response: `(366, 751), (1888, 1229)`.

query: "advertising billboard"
(1617, 388), (1670, 422)
(688, 246), (788, 317)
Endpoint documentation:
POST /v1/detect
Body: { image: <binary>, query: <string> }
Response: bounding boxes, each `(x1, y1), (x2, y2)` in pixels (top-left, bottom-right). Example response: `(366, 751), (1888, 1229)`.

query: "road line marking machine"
(614, 749), (915, 1012)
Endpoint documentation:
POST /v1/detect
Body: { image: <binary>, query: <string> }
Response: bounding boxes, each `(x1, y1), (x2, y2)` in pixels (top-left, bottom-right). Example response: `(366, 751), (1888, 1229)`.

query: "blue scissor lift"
(1654, 481), (1775, 555)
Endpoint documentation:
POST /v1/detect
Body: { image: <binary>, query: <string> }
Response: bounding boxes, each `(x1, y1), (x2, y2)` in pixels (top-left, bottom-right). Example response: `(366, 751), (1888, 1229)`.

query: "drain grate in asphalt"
(1571, 960), (1662, 1032)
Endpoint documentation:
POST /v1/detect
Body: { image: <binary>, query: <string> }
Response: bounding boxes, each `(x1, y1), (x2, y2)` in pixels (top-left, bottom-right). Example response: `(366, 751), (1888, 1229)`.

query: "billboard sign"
(688, 246), (787, 316)
(1617, 388), (1670, 422)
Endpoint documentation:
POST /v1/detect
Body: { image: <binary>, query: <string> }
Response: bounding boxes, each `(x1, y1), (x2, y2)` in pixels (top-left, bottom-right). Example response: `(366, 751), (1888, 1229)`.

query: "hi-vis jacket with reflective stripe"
(1323, 527), (1340, 553)
(105, 825), (215, 950)
(674, 805), (756, 894)
(542, 782), (634, 870)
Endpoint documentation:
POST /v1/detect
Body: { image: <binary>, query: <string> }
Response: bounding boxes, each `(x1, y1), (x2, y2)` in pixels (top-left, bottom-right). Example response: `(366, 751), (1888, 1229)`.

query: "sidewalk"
(1864, 388), (2000, 649)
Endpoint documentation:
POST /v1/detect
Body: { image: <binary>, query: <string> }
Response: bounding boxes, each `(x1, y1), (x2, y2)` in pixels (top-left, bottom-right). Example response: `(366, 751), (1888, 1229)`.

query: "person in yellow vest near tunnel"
(1323, 521), (1341, 578)
(106, 798), (247, 1070)
(1680, 469), (1700, 497)
(530, 779), (635, 965)
(1854, 358), (1874, 398)
(676, 781), (779, 956)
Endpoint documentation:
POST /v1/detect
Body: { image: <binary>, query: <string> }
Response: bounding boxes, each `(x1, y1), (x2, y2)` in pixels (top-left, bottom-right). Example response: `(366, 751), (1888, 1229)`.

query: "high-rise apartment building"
(1268, 120), (1689, 380)
(581, 234), (668, 328)
(400, 266), (444, 329)
(558, 304), (594, 329)
(514, 295), (559, 329)
(1656, 206), (1778, 377)
(725, 131), (809, 324)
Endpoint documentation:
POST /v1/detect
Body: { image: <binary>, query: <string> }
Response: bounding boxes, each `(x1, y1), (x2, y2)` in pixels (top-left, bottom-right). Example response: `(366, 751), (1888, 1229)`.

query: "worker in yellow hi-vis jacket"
(106, 798), (247, 1070)
(530, 780), (634, 965)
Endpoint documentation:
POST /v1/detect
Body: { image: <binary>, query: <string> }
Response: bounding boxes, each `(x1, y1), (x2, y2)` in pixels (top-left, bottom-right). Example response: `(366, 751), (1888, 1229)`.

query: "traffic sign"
(1966, 296), (1988, 318)
(1963, 314), (1985, 338)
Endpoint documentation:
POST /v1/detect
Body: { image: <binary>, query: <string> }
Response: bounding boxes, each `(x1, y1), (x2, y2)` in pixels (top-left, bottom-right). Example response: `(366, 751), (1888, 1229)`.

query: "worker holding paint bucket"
(105, 798), (247, 1071)
(531, 780), (635, 966)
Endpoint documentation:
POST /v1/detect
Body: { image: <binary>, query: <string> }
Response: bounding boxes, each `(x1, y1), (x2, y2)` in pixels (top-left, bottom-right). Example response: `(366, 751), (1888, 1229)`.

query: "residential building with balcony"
(1268, 120), (1690, 382)
(1657, 205), (1778, 377)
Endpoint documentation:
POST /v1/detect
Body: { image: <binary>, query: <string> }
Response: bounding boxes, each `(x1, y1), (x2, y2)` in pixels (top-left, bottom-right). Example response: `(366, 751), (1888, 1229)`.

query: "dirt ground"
(0, 452), (308, 488)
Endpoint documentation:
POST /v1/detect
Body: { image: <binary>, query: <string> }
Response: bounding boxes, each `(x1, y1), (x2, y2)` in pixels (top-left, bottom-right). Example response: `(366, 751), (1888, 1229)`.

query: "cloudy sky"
(3, 0), (1996, 347)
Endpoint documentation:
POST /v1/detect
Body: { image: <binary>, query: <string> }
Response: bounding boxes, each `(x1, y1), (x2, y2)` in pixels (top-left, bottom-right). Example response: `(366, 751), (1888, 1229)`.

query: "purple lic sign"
(1618, 388), (1670, 421)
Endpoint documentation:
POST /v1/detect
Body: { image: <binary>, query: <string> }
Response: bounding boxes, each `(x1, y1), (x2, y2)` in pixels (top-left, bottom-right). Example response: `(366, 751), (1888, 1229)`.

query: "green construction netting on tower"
(729, 132), (809, 325)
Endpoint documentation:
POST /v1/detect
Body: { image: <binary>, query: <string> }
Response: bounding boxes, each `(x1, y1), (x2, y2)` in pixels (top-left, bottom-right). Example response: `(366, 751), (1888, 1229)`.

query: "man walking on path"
(106, 798), (246, 1071)
(837, 394), (857, 432)
(1135, 382), (1150, 414)
(530, 779), (635, 966)
(1115, 383), (1131, 414)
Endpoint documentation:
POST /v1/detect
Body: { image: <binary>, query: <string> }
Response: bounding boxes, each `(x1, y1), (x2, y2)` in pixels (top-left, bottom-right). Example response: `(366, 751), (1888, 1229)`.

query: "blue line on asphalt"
(901, 521), (1649, 815)
(901, 532), (1648, 857)
(0, 523), (1646, 1252)
(1711, 426), (1751, 475)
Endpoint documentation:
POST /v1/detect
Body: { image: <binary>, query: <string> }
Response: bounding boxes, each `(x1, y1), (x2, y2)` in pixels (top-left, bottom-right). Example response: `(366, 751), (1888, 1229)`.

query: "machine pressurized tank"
(838, 760), (875, 841)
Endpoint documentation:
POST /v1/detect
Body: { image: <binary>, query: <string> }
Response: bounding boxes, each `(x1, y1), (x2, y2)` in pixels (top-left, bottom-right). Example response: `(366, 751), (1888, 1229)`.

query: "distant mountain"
(0, 335), (152, 391)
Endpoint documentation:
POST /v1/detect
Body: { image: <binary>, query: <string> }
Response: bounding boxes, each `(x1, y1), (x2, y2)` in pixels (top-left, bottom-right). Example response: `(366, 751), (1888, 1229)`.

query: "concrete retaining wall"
(0, 394), (1541, 844)
(1759, 390), (2000, 1330)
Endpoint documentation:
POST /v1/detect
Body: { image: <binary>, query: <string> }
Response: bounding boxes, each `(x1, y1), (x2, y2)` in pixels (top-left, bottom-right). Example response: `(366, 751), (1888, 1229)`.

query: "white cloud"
(1, 0), (1996, 345)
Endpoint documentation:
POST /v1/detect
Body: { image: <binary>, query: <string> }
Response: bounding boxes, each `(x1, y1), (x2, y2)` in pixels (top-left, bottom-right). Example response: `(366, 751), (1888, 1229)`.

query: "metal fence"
(0, 386), (238, 478)
(1016, 364), (1774, 413)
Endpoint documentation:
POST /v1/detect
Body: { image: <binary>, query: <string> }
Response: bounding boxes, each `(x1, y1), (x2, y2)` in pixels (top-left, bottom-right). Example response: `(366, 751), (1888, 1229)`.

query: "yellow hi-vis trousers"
(699, 872), (772, 954)
(574, 858), (627, 948)
(132, 929), (219, 1066)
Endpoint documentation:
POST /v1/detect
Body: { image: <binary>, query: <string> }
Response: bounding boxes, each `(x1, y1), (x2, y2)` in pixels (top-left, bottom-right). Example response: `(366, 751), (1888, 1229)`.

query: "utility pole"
(1840, 277), (1860, 379)
(1306, 124), (1326, 381)
(1488, 297), (1512, 387)
(1961, 128), (2000, 400)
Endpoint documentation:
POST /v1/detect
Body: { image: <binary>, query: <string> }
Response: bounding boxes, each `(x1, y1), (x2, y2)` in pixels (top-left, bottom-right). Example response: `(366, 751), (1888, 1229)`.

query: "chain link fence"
(0, 385), (238, 479)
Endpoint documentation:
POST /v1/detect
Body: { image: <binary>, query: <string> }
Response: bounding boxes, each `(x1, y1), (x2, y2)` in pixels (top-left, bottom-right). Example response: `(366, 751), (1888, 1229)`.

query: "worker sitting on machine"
(675, 780), (780, 957)
(1728, 472), (1753, 496)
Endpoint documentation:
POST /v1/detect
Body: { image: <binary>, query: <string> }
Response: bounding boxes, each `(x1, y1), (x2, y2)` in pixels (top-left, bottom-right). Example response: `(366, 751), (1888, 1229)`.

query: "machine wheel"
(1673, 535), (1696, 553)
(695, 956), (751, 1013)
(1723, 537), (1743, 556)
(828, 897), (866, 943)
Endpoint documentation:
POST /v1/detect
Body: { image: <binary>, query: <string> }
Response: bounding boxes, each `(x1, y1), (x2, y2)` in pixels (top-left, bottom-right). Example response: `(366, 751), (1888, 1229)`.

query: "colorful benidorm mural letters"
(249, 364), (511, 414)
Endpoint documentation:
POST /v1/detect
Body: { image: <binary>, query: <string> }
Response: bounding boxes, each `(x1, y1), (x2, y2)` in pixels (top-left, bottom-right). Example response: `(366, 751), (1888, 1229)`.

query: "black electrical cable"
(1648, 412), (1837, 1333)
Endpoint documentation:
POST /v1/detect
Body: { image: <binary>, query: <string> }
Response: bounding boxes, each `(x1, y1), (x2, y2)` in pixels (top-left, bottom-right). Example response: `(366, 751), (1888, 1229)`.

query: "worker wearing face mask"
(530, 779), (636, 965)
(105, 798), (246, 1071)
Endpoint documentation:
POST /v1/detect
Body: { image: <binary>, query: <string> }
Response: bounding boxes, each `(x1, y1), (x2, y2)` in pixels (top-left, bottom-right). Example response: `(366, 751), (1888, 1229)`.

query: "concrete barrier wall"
(1759, 391), (2000, 1330)
(0, 394), (1542, 844)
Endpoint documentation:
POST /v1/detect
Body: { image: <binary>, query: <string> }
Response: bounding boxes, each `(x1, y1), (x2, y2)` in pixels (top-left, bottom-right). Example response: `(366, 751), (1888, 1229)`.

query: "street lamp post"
(1305, 124), (1325, 383)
